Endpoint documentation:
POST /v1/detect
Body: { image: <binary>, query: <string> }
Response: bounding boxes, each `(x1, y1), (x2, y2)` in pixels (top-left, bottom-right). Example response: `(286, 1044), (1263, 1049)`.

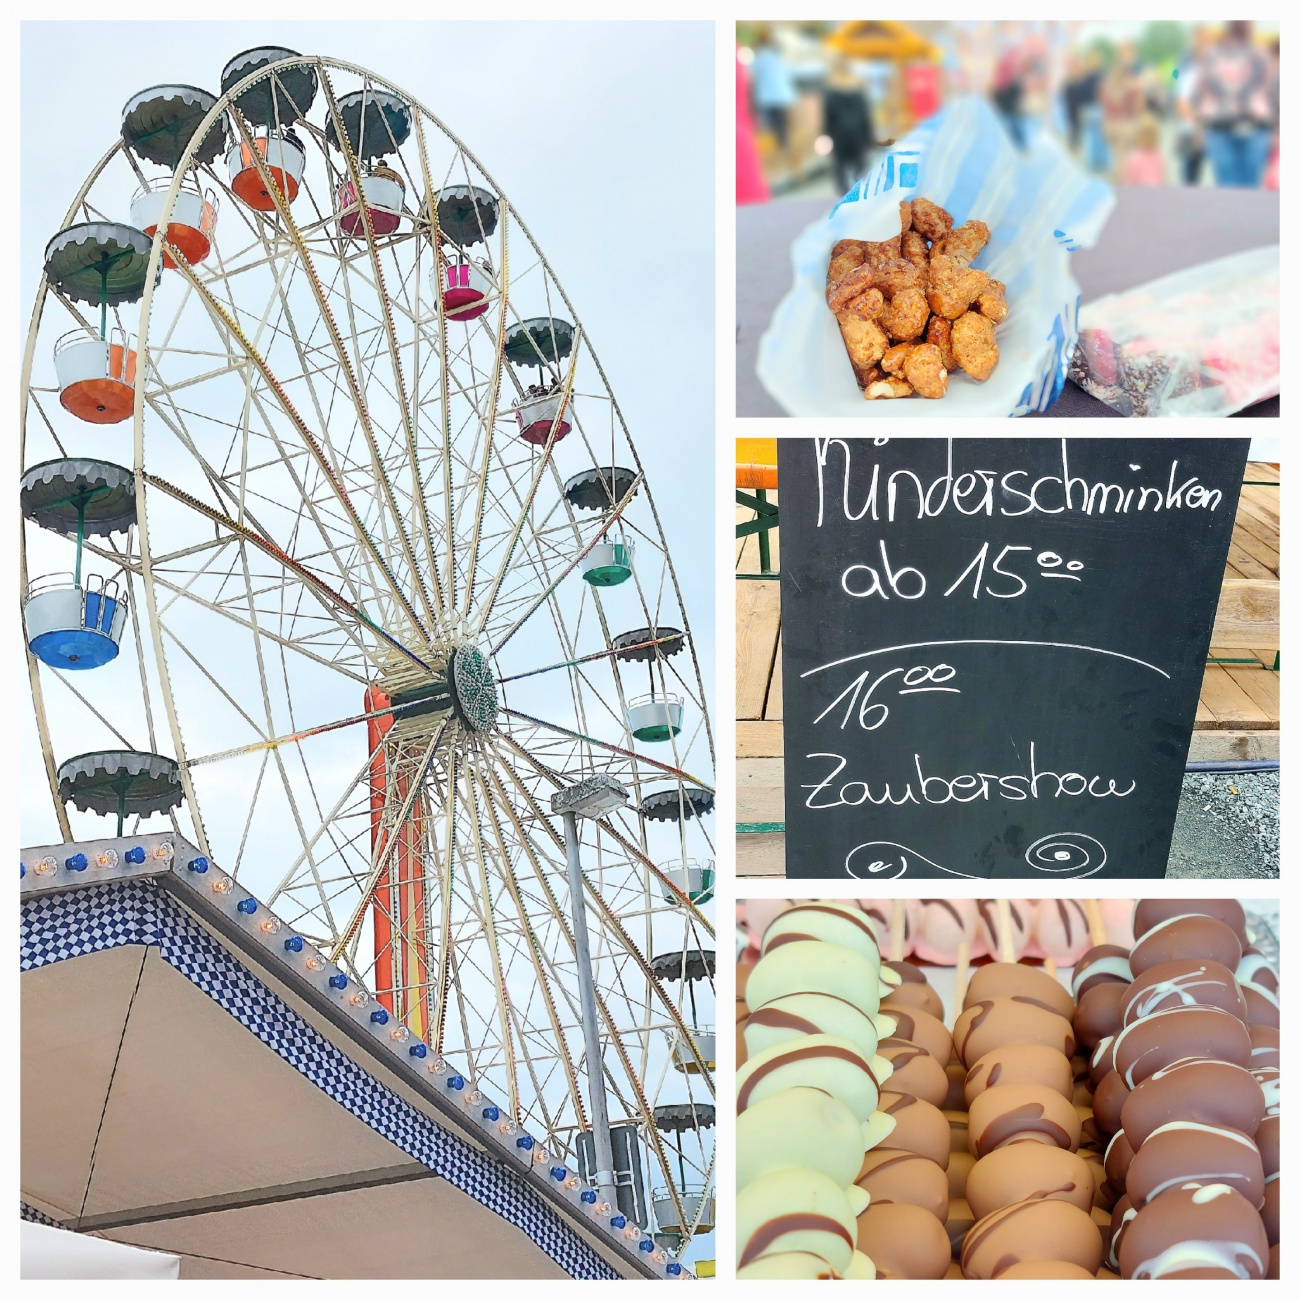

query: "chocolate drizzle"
(739, 1213), (853, 1268)
(738, 1041), (878, 1112)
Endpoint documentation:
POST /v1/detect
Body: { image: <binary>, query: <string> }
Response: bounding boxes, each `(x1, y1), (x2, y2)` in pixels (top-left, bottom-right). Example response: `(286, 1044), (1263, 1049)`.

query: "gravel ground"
(1168, 770), (1279, 879)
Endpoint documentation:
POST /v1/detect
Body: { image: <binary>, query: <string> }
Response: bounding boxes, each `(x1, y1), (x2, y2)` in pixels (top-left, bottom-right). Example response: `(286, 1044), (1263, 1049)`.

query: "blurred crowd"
(737, 20), (1280, 203)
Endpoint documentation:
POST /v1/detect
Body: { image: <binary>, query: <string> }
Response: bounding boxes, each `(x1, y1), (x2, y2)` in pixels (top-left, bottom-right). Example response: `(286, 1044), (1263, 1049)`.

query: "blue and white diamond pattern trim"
(21, 882), (618, 1280)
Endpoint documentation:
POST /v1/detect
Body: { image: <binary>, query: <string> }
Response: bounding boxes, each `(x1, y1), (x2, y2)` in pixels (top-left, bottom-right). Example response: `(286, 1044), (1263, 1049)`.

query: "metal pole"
(562, 809), (617, 1191)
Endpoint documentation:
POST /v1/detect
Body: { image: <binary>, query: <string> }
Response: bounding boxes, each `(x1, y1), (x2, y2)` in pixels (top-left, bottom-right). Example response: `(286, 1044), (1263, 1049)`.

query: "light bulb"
(212, 875), (233, 894)
(533, 1148), (549, 1164)
(466, 1089), (482, 1106)
(349, 990), (368, 1008)
(35, 856), (58, 877)
(124, 846), (145, 865)
(152, 841), (174, 861)
(429, 1059), (446, 1074)
(260, 917), (281, 935)
(389, 1025), (409, 1042)
(564, 1176), (579, 1190)
(95, 849), (119, 869)
(595, 1202), (611, 1217)
(304, 952), (326, 971)
(652, 1251), (666, 1264)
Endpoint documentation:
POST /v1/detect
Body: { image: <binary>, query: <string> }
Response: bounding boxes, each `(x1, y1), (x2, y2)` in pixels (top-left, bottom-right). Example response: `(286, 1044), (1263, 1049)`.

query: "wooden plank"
(1238, 483), (1280, 523)
(738, 833), (787, 878)
(1188, 729), (1279, 762)
(1225, 665), (1280, 725)
(1195, 692), (1216, 727)
(1232, 494), (1280, 546)
(737, 720), (784, 758)
(737, 757), (784, 824)
(1250, 648), (1280, 669)
(1228, 520), (1279, 574)
(1244, 461), (1280, 484)
(736, 580), (781, 719)
(766, 629), (784, 720)
(1197, 665), (1271, 729)
(1225, 538), (1276, 581)
(1210, 580), (1280, 649)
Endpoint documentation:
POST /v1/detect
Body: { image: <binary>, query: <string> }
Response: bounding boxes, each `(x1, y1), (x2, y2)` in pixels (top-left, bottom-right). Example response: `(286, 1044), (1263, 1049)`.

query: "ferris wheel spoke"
(167, 233), (434, 647)
(473, 763), (584, 1124)
(459, 751), (521, 1117)
(500, 709), (711, 790)
(318, 70), (444, 619)
(326, 724), (446, 965)
(488, 474), (643, 658)
(143, 470), (425, 675)
(226, 107), (442, 635)
(264, 739), (378, 907)
(469, 325), (581, 635)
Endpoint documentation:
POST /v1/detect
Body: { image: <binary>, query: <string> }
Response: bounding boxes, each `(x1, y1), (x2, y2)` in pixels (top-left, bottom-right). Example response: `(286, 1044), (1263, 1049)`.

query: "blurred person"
(1071, 50), (1110, 174)
(1173, 27), (1214, 185)
(1101, 42), (1145, 182)
(750, 28), (798, 177)
(1120, 115), (1167, 186)
(736, 46), (770, 205)
(991, 39), (1027, 147)
(821, 55), (874, 196)
(1190, 21), (1276, 187)
(1061, 54), (1087, 151)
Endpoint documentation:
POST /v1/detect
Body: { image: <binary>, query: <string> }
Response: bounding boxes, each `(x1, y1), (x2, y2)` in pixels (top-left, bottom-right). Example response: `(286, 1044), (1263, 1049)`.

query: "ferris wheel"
(20, 49), (715, 1250)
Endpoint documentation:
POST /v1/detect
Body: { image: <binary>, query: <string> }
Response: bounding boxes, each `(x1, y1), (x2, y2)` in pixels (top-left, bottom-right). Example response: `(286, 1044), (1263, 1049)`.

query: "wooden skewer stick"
(953, 939), (971, 1014)
(1083, 899), (1108, 948)
(1044, 956), (1058, 980)
(890, 900), (906, 963)
(996, 898), (1016, 963)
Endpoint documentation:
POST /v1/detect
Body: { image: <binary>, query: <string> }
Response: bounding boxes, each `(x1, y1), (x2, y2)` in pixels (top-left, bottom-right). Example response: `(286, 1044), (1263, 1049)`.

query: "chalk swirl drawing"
(845, 843), (980, 880)
(845, 833), (1108, 879)
(1023, 832), (1108, 877)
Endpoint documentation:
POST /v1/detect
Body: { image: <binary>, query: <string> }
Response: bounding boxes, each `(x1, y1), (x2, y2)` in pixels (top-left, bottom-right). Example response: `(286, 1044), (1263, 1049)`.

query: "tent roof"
(21, 835), (678, 1280)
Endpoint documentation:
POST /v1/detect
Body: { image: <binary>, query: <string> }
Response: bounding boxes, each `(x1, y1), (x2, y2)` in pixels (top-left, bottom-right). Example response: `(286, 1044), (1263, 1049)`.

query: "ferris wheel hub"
(448, 643), (498, 735)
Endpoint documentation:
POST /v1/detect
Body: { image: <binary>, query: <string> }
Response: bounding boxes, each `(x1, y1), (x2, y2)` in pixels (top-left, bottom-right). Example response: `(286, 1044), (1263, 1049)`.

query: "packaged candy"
(1068, 245), (1279, 417)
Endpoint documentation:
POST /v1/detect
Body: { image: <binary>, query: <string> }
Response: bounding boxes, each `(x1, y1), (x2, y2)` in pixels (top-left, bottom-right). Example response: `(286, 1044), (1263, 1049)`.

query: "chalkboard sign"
(778, 437), (1251, 880)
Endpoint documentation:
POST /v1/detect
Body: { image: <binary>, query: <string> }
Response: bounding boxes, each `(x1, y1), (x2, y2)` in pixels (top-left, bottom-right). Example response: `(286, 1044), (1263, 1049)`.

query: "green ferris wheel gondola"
(640, 785), (714, 823)
(503, 317), (575, 368)
(564, 466), (638, 512)
(325, 89), (412, 161)
(21, 459), (137, 540)
(433, 184), (500, 247)
(121, 84), (225, 168)
(56, 750), (184, 836)
(221, 46), (318, 126)
(44, 223), (154, 308)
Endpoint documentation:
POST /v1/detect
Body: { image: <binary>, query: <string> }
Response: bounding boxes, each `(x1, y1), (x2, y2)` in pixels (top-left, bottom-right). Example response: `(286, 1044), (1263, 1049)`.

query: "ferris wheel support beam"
(327, 723), (446, 966)
(226, 104), (443, 635)
(482, 760), (689, 1229)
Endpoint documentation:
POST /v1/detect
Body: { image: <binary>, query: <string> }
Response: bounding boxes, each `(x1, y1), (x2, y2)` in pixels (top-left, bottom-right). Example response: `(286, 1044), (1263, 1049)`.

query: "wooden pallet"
(735, 465), (1280, 874)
